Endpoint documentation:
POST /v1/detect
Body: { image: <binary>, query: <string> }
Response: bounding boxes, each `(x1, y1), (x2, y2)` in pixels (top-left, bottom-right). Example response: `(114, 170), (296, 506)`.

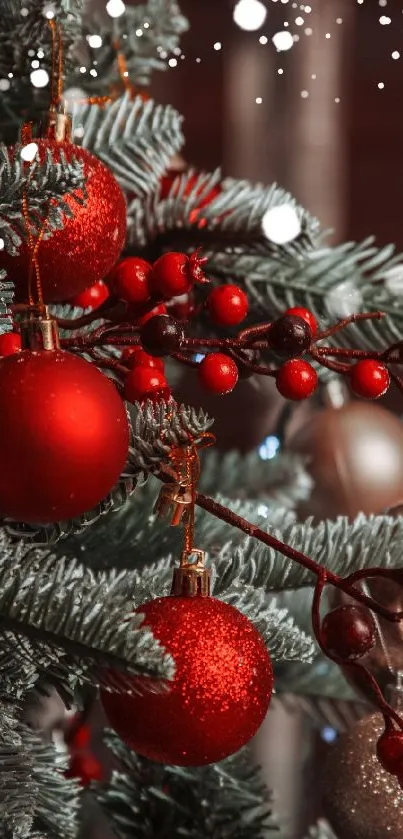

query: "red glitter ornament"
(0, 349), (129, 523)
(110, 257), (152, 304)
(149, 251), (207, 298)
(124, 365), (169, 402)
(350, 359), (390, 400)
(70, 281), (109, 310)
(0, 332), (22, 357)
(275, 359), (318, 400)
(207, 285), (249, 327)
(101, 595), (273, 766)
(198, 353), (239, 394)
(0, 141), (127, 303)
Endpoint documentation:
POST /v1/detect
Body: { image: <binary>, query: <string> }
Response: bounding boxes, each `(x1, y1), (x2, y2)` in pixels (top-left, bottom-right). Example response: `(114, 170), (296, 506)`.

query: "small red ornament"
(349, 359), (390, 400)
(377, 723), (403, 775)
(66, 754), (103, 787)
(136, 303), (168, 326)
(321, 605), (376, 661)
(124, 365), (169, 402)
(275, 359), (318, 400)
(0, 349), (129, 523)
(207, 284), (249, 327)
(0, 332), (22, 357)
(100, 595), (273, 766)
(110, 257), (152, 304)
(198, 353), (239, 395)
(284, 306), (317, 336)
(149, 251), (207, 298)
(70, 281), (109, 310)
(0, 140), (127, 303)
(121, 346), (165, 371)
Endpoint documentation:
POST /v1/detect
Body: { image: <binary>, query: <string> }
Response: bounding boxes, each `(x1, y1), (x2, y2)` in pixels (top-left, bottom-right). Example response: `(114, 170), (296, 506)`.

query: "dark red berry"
(198, 353), (239, 394)
(276, 359), (318, 400)
(207, 284), (249, 327)
(121, 346), (165, 371)
(268, 315), (312, 358)
(124, 365), (169, 402)
(377, 723), (403, 775)
(284, 306), (317, 336)
(66, 754), (103, 786)
(149, 251), (207, 298)
(110, 257), (152, 304)
(350, 359), (390, 399)
(135, 303), (167, 327)
(0, 331), (22, 357)
(70, 281), (109, 310)
(321, 605), (376, 661)
(140, 315), (184, 357)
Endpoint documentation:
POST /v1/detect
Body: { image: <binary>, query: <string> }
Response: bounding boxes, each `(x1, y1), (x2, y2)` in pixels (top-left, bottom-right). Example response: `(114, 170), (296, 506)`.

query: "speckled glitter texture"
(1, 141), (127, 303)
(322, 713), (403, 839)
(101, 595), (273, 766)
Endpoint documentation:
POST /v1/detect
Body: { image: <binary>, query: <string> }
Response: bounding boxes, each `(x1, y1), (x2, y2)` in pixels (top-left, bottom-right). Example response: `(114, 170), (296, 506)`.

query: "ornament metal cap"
(17, 305), (60, 351)
(171, 549), (211, 597)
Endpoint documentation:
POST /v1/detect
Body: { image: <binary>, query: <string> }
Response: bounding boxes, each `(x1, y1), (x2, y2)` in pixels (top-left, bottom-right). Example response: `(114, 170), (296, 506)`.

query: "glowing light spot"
(325, 32), (331, 38)
(106, 0), (126, 18)
(258, 436), (281, 460)
(321, 727), (338, 743)
(213, 41), (222, 50)
(272, 31), (294, 51)
(305, 27), (313, 35)
(42, 3), (56, 18)
(21, 143), (39, 162)
(379, 15), (391, 24)
(392, 50), (400, 59)
(0, 239), (4, 251)
(278, 68), (284, 74)
(30, 68), (49, 88)
(90, 68), (98, 77)
(295, 15), (304, 24)
(378, 81), (385, 88)
(37, 49), (45, 58)
(31, 60), (40, 69)
(259, 35), (268, 44)
(168, 58), (178, 67)
(0, 80), (10, 91)
(301, 89), (309, 97)
(20, 7), (29, 16)
(255, 96), (263, 103)
(79, 66), (87, 74)
(233, 0), (267, 31)
(262, 205), (301, 244)
(87, 34), (103, 48)
(135, 28), (143, 36)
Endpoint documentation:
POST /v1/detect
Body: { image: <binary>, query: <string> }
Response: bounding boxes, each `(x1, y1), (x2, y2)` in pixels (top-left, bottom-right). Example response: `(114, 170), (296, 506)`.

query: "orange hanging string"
(48, 18), (58, 106)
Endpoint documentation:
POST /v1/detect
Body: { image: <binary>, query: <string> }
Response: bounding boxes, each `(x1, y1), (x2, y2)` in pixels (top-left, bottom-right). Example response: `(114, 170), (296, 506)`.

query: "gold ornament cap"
(16, 305), (60, 351)
(170, 549), (211, 597)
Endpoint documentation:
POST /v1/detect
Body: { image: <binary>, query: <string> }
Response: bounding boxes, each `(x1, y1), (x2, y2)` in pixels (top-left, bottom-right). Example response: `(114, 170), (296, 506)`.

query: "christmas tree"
(0, 2), (403, 839)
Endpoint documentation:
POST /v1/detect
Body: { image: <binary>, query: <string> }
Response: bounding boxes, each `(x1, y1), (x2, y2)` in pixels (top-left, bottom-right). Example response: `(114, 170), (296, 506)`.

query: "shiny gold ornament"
(322, 713), (403, 839)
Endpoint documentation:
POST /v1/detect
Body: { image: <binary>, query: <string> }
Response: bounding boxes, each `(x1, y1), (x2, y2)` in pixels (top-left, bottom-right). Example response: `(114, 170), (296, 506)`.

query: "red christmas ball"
(101, 595), (273, 766)
(0, 331), (22, 357)
(276, 359), (318, 400)
(0, 141), (127, 303)
(350, 359), (390, 400)
(149, 251), (206, 298)
(284, 306), (317, 336)
(198, 353), (239, 394)
(124, 365), (169, 402)
(321, 605), (376, 660)
(70, 281), (109, 310)
(207, 284), (249, 327)
(110, 257), (152, 304)
(66, 754), (103, 786)
(121, 346), (164, 371)
(377, 724), (403, 775)
(0, 349), (129, 523)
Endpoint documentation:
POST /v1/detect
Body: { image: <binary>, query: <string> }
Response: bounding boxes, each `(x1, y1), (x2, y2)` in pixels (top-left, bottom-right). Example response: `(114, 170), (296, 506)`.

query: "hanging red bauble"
(66, 753), (103, 787)
(101, 595), (273, 766)
(0, 141), (127, 303)
(70, 281), (109, 310)
(0, 349), (129, 523)
(0, 332), (22, 357)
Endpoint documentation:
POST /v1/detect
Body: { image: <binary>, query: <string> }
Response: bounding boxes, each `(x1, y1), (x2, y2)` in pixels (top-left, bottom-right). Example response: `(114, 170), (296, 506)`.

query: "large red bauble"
(101, 595), (273, 766)
(0, 141), (127, 303)
(0, 349), (129, 523)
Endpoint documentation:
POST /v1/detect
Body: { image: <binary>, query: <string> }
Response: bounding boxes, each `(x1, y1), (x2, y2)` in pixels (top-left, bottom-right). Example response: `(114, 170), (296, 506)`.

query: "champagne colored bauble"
(0, 349), (129, 523)
(101, 595), (273, 766)
(288, 402), (403, 519)
(322, 714), (403, 839)
(0, 141), (127, 303)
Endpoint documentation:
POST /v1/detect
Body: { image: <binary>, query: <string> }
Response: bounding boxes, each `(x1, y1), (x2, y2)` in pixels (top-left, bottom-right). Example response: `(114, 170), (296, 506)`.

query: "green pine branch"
(0, 273), (14, 335)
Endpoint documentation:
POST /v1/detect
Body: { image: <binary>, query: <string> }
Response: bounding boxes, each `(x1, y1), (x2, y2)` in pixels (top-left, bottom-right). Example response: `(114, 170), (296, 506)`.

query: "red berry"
(207, 285), (249, 327)
(321, 605), (376, 661)
(66, 754), (103, 786)
(0, 331), (22, 357)
(275, 359), (318, 400)
(149, 251), (207, 298)
(121, 346), (165, 371)
(284, 306), (317, 336)
(124, 365), (169, 402)
(377, 724), (403, 775)
(110, 257), (152, 304)
(70, 281), (109, 310)
(349, 359), (390, 399)
(137, 303), (167, 326)
(198, 353), (239, 395)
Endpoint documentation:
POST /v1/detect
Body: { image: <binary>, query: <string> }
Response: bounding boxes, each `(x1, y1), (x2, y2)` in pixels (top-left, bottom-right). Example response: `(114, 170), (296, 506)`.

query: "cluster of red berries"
(268, 307), (391, 401)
